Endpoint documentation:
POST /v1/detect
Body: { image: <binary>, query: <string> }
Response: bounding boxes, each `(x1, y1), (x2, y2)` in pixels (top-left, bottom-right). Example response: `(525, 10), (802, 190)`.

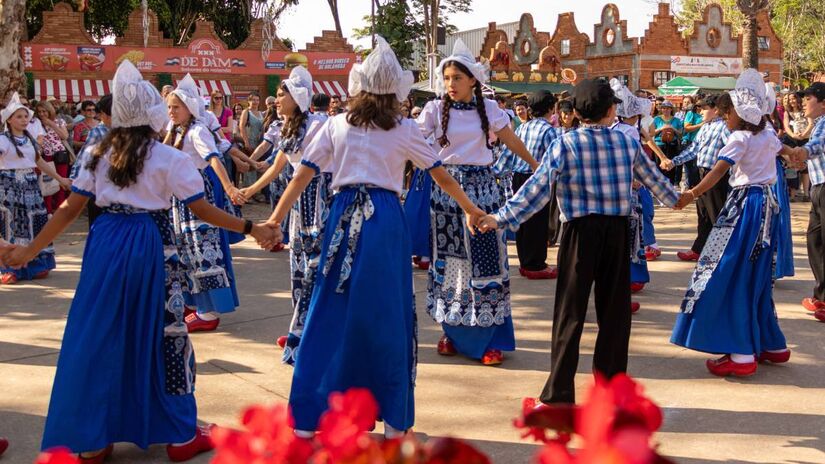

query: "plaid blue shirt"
(70, 124), (109, 180)
(493, 126), (680, 228)
(494, 118), (558, 174)
(804, 115), (825, 186)
(671, 118), (729, 169)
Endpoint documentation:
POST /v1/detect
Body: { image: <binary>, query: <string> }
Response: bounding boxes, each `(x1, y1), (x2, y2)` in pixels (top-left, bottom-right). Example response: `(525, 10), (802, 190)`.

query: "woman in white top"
(671, 69), (790, 378)
(1, 61), (276, 462)
(241, 66), (331, 364)
(416, 39), (537, 365)
(0, 92), (70, 285)
(265, 36), (484, 439)
(164, 74), (245, 333)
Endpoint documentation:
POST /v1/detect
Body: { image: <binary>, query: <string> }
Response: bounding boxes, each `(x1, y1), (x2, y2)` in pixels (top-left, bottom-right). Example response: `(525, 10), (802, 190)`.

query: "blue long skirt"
(428, 165), (514, 359)
(214, 153), (245, 245)
(671, 186), (787, 355)
(630, 189), (650, 284)
(772, 158), (794, 279)
(173, 166), (239, 314)
(269, 163), (294, 245)
(290, 186), (416, 432)
(403, 168), (432, 258)
(0, 169), (56, 279)
(42, 211), (196, 452)
(638, 187), (657, 246)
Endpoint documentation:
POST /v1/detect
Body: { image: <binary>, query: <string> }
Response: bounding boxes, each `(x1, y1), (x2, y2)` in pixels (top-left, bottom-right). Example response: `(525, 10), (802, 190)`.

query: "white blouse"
(0, 134), (38, 170)
(262, 113), (328, 170)
(301, 115), (441, 194)
(717, 128), (781, 188)
(202, 112), (232, 154)
(417, 98), (511, 166)
(170, 121), (220, 171)
(72, 141), (205, 210)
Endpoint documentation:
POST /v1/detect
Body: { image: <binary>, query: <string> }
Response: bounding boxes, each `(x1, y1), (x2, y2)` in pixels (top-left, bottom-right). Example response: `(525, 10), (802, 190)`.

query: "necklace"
(11, 134), (28, 146)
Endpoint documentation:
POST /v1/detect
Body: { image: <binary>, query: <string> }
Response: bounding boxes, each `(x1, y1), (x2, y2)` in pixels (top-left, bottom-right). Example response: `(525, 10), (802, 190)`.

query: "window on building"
(758, 36), (770, 50)
(653, 71), (675, 87)
(561, 39), (570, 56)
(615, 75), (629, 86)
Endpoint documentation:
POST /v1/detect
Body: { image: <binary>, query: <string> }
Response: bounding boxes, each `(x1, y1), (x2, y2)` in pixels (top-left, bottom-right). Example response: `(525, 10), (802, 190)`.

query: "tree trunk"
(327, 0), (342, 36)
(0, 0), (27, 105)
(742, 13), (759, 69)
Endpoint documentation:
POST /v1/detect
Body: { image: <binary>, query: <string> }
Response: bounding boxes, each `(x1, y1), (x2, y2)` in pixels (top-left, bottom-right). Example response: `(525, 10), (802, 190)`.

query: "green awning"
(489, 81), (574, 95)
(658, 76), (737, 96)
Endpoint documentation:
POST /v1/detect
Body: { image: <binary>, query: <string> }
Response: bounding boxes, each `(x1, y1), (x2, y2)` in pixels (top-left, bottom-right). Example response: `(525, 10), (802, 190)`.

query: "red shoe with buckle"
(79, 444), (113, 463)
(802, 297), (825, 312)
(815, 308), (825, 322)
(677, 250), (700, 262)
(269, 243), (285, 253)
(417, 260), (430, 271)
(519, 267), (558, 280)
(437, 335), (457, 356)
(167, 424), (215, 462)
(277, 335), (288, 348)
(183, 306), (196, 319)
(758, 349), (791, 363)
(481, 349), (503, 366)
(185, 313), (220, 333)
(644, 246), (661, 261)
(631, 302), (640, 314)
(0, 437), (8, 456)
(630, 282), (645, 293)
(1, 273), (18, 285)
(706, 355), (757, 377)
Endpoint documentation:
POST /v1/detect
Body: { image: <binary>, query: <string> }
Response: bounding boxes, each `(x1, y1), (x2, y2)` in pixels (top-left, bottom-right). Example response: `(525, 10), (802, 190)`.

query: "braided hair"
(163, 116), (195, 150)
(3, 123), (42, 161)
(437, 61), (493, 150)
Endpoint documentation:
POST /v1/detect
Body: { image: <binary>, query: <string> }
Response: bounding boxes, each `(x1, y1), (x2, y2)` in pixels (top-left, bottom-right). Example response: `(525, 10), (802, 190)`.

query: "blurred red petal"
(425, 437), (491, 464)
(535, 442), (574, 464)
(35, 448), (78, 464)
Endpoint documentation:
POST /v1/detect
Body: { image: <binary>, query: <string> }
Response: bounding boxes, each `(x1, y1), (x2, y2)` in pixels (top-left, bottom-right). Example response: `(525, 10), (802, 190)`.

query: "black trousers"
(657, 141), (682, 186)
(87, 202), (102, 229)
(807, 184), (825, 300)
(513, 172), (550, 271)
(548, 182), (562, 246)
(691, 168), (730, 253)
(539, 215), (631, 404)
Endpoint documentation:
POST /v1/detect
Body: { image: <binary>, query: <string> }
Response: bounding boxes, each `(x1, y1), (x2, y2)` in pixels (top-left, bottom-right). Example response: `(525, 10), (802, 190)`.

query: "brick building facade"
(478, 2), (782, 93)
(24, 2), (355, 102)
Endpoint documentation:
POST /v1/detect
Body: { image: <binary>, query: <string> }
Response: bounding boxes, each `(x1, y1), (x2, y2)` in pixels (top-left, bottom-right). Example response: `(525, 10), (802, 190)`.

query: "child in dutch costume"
(240, 66), (332, 364)
(0, 93), (70, 285)
(164, 74), (246, 333)
(266, 37), (485, 438)
(0, 61), (277, 462)
(416, 39), (538, 366)
(477, 79), (681, 404)
(610, 79), (655, 313)
(671, 69), (791, 377)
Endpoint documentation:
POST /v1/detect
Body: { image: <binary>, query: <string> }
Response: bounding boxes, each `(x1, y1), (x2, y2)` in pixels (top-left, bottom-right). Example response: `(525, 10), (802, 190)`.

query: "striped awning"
(313, 81), (347, 99)
(175, 79), (233, 96)
(33, 79), (112, 102)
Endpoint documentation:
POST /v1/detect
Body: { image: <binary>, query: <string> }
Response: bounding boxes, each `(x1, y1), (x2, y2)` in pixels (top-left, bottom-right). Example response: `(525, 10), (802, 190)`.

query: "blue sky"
(277, 0), (675, 49)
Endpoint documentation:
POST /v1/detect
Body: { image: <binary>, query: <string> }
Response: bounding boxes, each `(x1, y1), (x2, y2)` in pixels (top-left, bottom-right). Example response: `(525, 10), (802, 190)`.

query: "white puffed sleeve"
(263, 121), (281, 146)
(166, 149), (206, 205)
(188, 124), (221, 162)
(71, 155), (98, 198)
(301, 119), (334, 175)
(0, 136), (12, 158)
(484, 98), (511, 133)
(416, 100), (441, 139)
(403, 119), (441, 170)
(717, 131), (748, 166)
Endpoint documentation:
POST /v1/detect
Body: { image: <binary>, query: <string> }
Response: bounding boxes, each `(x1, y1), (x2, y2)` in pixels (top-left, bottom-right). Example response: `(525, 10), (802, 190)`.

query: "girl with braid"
(1, 92), (70, 285)
(417, 39), (538, 365)
(165, 74), (246, 333)
(240, 66), (331, 364)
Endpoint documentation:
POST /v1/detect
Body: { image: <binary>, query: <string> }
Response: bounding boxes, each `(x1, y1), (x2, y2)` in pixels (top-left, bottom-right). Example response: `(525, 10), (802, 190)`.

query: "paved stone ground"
(1, 203), (824, 464)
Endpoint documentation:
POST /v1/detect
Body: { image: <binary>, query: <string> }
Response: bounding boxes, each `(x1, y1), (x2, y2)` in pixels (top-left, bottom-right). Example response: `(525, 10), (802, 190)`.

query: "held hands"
(239, 187), (256, 202)
(0, 244), (31, 269)
(255, 161), (269, 172)
(659, 159), (675, 171)
(674, 190), (695, 210)
(464, 206), (488, 236)
(250, 221), (283, 250)
(226, 186), (247, 206)
(476, 215), (500, 233)
(58, 177), (72, 191)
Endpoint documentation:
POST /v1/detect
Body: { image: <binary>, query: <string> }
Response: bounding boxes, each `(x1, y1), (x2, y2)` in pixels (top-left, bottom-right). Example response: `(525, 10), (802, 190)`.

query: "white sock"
(731, 353), (755, 363)
(171, 434), (197, 447)
(649, 243), (659, 250)
(294, 429), (315, 439)
(766, 348), (789, 353)
(384, 424), (406, 439)
(420, 257), (430, 263)
(197, 311), (219, 321)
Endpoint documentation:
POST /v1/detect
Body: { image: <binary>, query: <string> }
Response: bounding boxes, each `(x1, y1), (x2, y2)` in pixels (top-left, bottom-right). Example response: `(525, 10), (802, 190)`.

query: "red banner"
(22, 39), (357, 76)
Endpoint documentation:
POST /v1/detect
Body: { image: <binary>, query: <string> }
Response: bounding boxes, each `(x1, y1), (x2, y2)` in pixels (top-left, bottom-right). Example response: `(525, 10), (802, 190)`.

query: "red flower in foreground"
(316, 388), (381, 462)
(425, 437), (491, 464)
(211, 404), (313, 464)
(34, 448), (78, 464)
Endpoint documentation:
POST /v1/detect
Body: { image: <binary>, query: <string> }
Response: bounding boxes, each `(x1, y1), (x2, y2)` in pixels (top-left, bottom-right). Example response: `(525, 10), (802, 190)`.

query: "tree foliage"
(25, 0), (299, 49)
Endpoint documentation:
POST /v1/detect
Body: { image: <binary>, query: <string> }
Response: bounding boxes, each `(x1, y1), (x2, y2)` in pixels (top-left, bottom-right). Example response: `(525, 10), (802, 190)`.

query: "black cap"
(571, 79), (622, 121)
(802, 82), (825, 101)
(527, 90), (557, 117)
